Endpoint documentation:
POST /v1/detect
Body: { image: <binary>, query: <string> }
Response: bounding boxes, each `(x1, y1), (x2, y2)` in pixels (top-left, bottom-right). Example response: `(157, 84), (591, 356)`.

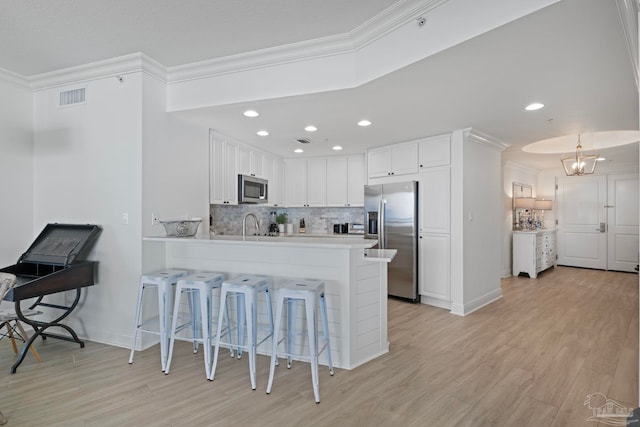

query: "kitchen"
(0, 0), (638, 424)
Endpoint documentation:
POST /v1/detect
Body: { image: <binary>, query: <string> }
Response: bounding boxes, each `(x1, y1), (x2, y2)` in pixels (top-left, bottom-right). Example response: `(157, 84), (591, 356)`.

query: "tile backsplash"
(210, 205), (364, 235)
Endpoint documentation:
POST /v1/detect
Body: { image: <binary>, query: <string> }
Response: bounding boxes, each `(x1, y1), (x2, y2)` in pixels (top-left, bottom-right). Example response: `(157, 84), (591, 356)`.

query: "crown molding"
(615, 0), (639, 88)
(503, 160), (540, 175)
(29, 53), (167, 91)
(167, 0), (449, 84)
(464, 128), (509, 151)
(0, 66), (30, 88)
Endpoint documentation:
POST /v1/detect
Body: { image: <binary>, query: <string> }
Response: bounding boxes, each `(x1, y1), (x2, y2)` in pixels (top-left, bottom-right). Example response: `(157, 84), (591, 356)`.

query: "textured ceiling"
(1, 0), (637, 170)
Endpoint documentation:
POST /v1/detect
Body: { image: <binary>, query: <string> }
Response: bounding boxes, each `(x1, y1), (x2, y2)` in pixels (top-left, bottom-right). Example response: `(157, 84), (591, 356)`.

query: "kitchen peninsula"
(143, 234), (395, 370)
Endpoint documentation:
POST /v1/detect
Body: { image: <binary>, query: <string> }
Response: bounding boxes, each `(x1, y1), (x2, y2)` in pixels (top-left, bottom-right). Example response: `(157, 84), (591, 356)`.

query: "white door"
(607, 173), (639, 272)
(556, 175), (607, 269)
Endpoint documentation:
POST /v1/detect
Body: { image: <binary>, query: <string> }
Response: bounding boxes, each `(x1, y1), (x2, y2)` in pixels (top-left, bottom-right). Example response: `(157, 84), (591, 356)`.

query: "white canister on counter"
(286, 223), (293, 235)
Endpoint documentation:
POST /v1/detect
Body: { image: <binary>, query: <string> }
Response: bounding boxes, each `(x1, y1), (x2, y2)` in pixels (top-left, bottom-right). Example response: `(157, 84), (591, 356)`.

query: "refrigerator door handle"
(379, 198), (385, 249)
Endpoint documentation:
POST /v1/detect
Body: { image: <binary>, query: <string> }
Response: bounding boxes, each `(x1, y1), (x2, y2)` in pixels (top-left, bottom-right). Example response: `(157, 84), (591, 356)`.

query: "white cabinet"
(512, 230), (557, 278)
(417, 159), (451, 307)
(286, 158), (327, 207)
(367, 141), (418, 178)
(209, 133), (238, 205)
(264, 155), (284, 207)
(419, 234), (450, 304)
(326, 155), (365, 207)
(419, 134), (450, 169)
(418, 167), (450, 234)
(238, 144), (265, 178)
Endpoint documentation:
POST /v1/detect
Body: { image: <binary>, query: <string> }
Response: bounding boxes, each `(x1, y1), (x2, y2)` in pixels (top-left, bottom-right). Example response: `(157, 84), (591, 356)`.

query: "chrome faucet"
(242, 213), (260, 237)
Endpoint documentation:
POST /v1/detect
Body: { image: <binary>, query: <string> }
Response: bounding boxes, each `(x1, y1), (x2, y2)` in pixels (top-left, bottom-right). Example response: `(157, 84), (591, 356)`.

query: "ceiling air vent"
(295, 138), (312, 144)
(59, 88), (86, 106)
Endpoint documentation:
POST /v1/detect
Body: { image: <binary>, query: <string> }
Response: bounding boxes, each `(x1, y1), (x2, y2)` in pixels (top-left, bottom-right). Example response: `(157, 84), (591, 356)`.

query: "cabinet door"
(286, 159), (307, 207)
(209, 136), (226, 204)
(326, 157), (348, 206)
(419, 134), (451, 169)
(368, 147), (392, 178)
(419, 234), (450, 301)
(391, 142), (418, 175)
(419, 167), (450, 234)
(266, 156), (284, 207)
(223, 140), (238, 204)
(252, 150), (264, 178)
(347, 155), (365, 206)
(237, 144), (252, 176)
(306, 158), (327, 206)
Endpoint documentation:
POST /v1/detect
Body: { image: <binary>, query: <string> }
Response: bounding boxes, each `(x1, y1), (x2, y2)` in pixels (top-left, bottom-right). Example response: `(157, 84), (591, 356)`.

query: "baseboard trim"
(450, 288), (503, 316)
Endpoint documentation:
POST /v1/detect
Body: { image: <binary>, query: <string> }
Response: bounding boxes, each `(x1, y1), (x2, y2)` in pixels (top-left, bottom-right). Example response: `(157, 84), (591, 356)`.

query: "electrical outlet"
(151, 213), (159, 225)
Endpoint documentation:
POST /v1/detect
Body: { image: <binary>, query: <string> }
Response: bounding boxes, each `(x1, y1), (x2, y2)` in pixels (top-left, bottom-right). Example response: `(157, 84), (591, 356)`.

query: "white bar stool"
(210, 274), (274, 390)
(266, 279), (333, 403)
(128, 269), (188, 371)
(165, 271), (232, 378)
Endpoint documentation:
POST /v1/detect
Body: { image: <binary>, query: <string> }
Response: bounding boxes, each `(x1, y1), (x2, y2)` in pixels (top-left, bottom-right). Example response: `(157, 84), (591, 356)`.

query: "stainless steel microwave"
(238, 175), (268, 204)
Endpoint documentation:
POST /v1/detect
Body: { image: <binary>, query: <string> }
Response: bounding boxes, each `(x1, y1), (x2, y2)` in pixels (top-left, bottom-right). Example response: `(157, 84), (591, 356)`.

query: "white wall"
(32, 73), (143, 346)
(0, 74), (33, 266)
(449, 129), (504, 315)
(461, 132), (503, 312)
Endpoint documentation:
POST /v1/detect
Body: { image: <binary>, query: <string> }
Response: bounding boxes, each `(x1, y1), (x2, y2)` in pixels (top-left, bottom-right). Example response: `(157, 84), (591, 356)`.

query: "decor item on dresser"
(534, 199), (553, 228)
(514, 197), (536, 230)
(513, 229), (557, 278)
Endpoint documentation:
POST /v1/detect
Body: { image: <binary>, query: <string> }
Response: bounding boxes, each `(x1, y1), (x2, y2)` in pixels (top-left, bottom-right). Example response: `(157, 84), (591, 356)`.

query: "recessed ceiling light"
(244, 110), (259, 117)
(257, 130), (269, 136)
(332, 145), (343, 150)
(304, 125), (318, 132)
(525, 103), (544, 111)
(294, 148), (304, 153)
(358, 119), (372, 127)
(596, 157), (606, 162)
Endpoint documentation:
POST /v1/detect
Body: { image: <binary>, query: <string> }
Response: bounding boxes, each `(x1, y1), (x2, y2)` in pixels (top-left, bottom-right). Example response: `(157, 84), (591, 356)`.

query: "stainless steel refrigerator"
(364, 181), (419, 301)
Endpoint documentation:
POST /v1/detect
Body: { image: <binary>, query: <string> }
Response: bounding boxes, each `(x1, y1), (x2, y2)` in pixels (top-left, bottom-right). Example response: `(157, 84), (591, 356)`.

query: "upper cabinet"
(238, 144), (266, 178)
(209, 132), (238, 205)
(367, 141), (418, 178)
(286, 158), (327, 207)
(326, 156), (365, 207)
(418, 134), (451, 169)
(263, 154), (284, 207)
(210, 131), (282, 205)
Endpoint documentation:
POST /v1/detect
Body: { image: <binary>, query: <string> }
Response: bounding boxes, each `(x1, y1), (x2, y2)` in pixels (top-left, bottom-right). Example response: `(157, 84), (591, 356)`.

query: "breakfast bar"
(143, 234), (396, 370)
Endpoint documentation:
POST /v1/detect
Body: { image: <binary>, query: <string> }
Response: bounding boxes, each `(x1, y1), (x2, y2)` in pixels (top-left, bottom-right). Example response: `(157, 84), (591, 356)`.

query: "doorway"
(556, 173), (639, 272)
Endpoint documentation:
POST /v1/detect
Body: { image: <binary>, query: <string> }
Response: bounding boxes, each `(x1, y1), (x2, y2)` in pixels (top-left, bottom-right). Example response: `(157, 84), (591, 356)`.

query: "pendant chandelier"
(560, 134), (599, 176)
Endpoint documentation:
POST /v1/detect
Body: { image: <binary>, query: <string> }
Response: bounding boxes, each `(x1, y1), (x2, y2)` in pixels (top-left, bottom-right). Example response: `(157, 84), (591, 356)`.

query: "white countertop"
(363, 249), (397, 263)
(144, 233), (377, 249)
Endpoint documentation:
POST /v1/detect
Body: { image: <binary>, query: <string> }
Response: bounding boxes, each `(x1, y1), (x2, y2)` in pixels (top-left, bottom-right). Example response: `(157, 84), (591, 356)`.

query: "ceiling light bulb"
(294, 148), (304, 153)
(332, 145), (343, 150)
(305, 125), (317, 132)
(244, 110), (259, 117)
(257, 130), (269, 136)
(358, 119), (372, 127)
(525, 103), (544, 111)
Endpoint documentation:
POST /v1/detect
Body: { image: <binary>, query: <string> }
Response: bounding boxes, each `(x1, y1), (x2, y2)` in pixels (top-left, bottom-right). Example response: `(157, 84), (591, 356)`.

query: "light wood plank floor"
(0, 266), (636, 426)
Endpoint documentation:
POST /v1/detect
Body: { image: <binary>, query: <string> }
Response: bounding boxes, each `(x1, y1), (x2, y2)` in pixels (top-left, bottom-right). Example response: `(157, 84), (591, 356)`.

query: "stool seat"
(165, 272), (228, 378)
(129, 269), (189, 372)
(210, 274), (274, 390)
(266, 279), (333, 403)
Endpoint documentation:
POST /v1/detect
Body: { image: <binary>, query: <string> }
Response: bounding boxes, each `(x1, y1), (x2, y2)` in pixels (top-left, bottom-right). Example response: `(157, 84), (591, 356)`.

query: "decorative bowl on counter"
(159, 219), (202, 237)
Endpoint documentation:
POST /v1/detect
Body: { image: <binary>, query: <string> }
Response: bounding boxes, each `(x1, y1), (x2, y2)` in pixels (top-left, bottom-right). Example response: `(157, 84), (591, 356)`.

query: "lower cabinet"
(419, 233), (450, 308)
(512, 230), (557, 278)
